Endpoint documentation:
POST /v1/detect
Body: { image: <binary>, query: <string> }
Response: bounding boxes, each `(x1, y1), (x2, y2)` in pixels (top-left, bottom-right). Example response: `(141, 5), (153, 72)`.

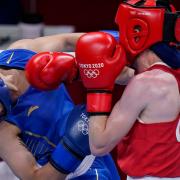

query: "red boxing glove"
(25, 52), (77, 90)
(76, 32), (127, 115)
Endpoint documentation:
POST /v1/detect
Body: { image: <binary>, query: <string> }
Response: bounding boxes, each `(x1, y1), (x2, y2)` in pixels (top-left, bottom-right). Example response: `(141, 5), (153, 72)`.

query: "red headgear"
(115, 0), (180, 63)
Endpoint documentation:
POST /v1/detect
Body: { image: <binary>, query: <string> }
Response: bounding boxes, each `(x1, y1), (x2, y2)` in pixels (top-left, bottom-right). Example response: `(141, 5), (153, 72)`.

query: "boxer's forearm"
(0, 121), (67, 180)
(8, 33), (85, 53)
(62, 33), (85, 52)
(32, 163), (66, 180)
(89, 81), (145, 156)
(31, 32), (85, 52)
(89, 114), (127, 156)
(89, 116), (114, 156)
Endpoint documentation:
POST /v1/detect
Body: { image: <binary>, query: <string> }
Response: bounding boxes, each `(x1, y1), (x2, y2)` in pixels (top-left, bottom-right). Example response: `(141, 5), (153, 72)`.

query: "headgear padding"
(115, 0), (180, 63)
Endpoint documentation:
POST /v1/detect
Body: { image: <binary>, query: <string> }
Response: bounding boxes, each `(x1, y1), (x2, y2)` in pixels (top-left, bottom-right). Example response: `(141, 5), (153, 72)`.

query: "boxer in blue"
(0, 33), (121, 180)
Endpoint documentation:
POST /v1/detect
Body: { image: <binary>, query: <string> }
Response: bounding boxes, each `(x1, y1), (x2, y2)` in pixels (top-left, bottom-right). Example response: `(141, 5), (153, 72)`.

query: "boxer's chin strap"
(0, 79), (13, 117)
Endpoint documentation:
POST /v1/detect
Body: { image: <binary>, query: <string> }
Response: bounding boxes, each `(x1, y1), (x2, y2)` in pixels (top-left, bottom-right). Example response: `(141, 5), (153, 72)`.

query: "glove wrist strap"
(87, 90), (112, 115)
(50, 140), (82, 174)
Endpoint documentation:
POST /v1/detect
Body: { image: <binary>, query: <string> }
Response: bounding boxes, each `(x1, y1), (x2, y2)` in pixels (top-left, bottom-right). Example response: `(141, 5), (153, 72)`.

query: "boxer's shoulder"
(136, 68), (176, 84)
(127, 70), (174, 100)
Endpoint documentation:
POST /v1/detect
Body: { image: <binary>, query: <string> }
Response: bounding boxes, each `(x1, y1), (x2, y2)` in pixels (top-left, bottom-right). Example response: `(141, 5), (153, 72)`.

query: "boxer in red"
(76, 33), (180, 180)
(75, 0), (180, 179)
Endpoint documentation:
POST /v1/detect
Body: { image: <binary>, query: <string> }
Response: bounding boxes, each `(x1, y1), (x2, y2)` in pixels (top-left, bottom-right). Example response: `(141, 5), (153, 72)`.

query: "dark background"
(0, 0), (179, 32)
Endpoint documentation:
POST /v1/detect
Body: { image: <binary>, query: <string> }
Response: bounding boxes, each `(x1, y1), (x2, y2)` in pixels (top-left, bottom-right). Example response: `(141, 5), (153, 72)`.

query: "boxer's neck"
(134, 49), (162, 73)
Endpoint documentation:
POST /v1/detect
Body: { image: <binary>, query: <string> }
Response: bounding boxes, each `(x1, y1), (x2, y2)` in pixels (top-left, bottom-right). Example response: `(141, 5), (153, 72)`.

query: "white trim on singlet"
(149, 62), (170, 68)
(176, 117), (180, 142)
(65, 155), (96, 179)
(95, 168), (99, 180)
(127, 176), (180, 180)
(137, 117), (146, 124)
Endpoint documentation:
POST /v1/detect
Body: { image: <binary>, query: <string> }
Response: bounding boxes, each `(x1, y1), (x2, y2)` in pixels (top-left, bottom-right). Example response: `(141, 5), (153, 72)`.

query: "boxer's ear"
(5, 81), (18, 92)
(0, 75), (18, 92)
(0, 103), (5, 117)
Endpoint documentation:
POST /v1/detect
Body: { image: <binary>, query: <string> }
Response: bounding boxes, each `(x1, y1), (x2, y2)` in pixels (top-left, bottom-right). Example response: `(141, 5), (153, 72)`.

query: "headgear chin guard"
(0, 79), (12, 118)
(115, 0), (180, 63)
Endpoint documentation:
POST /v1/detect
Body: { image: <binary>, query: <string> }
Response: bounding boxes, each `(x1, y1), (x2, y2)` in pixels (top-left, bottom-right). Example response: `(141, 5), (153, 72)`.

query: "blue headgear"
(0, 79), (12, 117)
(150, 43), (180, 69)
(100, 30), (119, 42)
(0, 49), (36, 70)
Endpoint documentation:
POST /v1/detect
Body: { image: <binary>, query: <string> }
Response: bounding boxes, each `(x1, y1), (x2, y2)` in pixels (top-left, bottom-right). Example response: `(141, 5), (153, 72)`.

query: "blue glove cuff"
(50, 140), (82, 174)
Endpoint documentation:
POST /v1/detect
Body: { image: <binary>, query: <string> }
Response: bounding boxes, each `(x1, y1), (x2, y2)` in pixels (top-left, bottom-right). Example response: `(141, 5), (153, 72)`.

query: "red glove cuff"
(87, 92), (112, 115)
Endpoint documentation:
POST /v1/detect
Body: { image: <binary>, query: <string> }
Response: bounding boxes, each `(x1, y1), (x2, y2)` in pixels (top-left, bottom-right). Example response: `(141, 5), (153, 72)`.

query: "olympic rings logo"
(83, 69), (100, 78)
(78, 120), (89, 135)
